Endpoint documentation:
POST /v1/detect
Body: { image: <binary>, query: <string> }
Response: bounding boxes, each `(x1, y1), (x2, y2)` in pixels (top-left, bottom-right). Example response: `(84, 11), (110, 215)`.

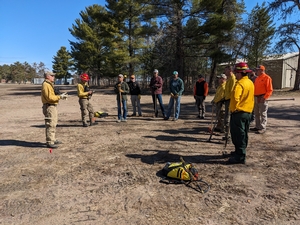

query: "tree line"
(1, 0), (300, 90)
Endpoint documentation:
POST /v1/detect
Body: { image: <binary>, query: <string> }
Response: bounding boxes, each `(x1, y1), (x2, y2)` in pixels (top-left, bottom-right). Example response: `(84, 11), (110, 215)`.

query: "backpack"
(162, 161), (198, 182)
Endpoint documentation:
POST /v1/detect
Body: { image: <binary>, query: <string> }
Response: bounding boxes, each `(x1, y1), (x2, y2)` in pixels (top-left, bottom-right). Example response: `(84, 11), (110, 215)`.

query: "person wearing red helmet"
(226, 62), (254, 164)
(77, 73), (96, 127)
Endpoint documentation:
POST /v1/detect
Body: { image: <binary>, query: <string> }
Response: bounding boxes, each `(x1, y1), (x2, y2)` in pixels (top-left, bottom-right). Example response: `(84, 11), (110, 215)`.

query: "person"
(211, 74), (227, 132)
(114, 74), (129, 122)
(41, 71), (67, 148)
(149, 69), (166, 117)
(77, 73), (96, 127)
(127, 74), (142, 116)
(193, 74), (209, 119)
(249, 70), (258, 123)
(164, 71), (184, 121)
(227, 62), (254, 164)
(250, 65), (273, 134)
(223, 65), (237, 138)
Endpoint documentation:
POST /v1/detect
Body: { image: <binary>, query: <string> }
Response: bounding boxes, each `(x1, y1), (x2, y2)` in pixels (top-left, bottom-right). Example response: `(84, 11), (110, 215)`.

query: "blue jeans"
(117, 99), (127, 120)
(152, 94), (165, 116)
(166, 96), (181, 119)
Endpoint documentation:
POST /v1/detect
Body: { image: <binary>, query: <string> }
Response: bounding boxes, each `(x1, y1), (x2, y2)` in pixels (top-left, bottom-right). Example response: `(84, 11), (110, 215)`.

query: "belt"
(255, 94), (265, 97)
(44, 103), (57, 107)
(231, 110), (249, 114)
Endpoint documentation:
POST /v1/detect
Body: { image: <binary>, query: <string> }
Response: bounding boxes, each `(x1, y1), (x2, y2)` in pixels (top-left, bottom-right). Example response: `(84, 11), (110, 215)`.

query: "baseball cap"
(217, 74), (227, 79)
(118, 74), (123, 78)
(153, 69), (158, 73)
(173, 71), (178, 75)
(45, 71), (56, 76)
(256, 65), (265, 71)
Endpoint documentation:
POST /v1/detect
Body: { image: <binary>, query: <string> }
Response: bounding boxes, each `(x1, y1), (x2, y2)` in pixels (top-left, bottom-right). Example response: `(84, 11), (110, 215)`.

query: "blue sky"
(0, 0), (295, 70)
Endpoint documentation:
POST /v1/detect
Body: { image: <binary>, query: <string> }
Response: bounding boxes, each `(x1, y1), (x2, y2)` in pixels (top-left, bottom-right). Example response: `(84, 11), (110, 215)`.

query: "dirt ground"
(0, 83), (300, 225)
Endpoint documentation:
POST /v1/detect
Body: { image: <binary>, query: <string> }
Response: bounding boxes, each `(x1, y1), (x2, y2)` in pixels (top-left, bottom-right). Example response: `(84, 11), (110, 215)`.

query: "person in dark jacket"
(193, 74), (209, 119)
(149, 69), (166, 117)
(127, 74), (142, 116)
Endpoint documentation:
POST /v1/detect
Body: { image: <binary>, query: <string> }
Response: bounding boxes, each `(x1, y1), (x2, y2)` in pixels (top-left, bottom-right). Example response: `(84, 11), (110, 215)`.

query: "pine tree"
(52, 46), (73, 84)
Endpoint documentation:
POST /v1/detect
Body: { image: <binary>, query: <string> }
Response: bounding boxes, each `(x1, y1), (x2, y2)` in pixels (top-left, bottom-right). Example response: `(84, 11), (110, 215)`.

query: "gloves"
(138, 94), (141, 99)
(117, 84), (121, 87)
(60, 92), (68, 100)
(119, 88), (124, 93)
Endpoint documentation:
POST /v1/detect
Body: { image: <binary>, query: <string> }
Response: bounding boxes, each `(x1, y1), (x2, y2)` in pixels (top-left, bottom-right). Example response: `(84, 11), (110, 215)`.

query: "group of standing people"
(41, 64), (273, 162)
(211, 63), (273, 164)
(114, 69), (185, 122)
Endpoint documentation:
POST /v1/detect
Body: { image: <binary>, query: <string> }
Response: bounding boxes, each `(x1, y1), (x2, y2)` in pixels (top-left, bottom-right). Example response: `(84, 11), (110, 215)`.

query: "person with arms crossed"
(127, 74), (142, 116)
(193, 74), (209, 119)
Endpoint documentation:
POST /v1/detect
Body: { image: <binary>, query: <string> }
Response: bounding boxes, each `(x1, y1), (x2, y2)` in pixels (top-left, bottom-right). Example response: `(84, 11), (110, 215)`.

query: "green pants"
(230, 112), (251, 161)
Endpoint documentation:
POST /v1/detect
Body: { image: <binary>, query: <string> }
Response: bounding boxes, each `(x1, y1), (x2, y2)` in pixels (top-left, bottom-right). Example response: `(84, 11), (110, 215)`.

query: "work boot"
(83, 123), (89, 127)
(155, 111), (158, 117)
(226, 156), (245, 165)
(47, 143), (58, 149)
(54, 140), (62, 145)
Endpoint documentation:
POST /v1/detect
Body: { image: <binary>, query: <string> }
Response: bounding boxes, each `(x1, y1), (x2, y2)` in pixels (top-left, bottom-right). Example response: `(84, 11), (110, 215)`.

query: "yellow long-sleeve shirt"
(229, 76), (254, 113)
(77, 82), (90, 99)
(254, 72), (273, 99)
(41, 80), (60, 104)
(224, 73), (236, 100)
(212, 82), (226, 103)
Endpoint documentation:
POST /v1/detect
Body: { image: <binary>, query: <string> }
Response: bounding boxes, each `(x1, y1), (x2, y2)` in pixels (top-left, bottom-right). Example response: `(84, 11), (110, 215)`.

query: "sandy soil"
(0, 84), (300, 225)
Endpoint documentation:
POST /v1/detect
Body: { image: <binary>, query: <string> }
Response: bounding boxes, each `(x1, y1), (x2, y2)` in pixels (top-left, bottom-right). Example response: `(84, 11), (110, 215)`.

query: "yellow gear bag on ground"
(162, 162), (198, 181)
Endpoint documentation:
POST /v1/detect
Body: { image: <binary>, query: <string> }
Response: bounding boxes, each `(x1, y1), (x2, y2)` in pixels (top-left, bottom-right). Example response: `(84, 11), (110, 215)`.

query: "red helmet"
(234, 62), (252, 73)
(80, 73), (90, 81)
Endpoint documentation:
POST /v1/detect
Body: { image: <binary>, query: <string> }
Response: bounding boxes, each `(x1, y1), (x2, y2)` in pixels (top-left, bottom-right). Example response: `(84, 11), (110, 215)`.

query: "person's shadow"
(0, 139), (46, 148)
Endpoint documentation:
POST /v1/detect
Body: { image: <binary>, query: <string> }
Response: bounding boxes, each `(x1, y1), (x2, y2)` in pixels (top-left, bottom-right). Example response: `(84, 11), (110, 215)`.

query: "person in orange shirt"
(250, 65), (273, 134)
(193, 74), (209, 119)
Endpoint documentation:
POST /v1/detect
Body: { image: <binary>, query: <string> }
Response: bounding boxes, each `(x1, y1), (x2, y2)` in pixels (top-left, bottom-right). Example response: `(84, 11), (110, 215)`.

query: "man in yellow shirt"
(212, 74), (226, 132)
(41, 71), (67, 148)
(227, 62), (254, 164)
(224, 65), (237, 138)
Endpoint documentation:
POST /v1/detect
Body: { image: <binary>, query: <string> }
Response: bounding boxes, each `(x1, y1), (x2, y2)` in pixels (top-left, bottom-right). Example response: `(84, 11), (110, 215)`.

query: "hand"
(170, 93), (174, 98)
(138, 94), (141, 99)
(60, 92), (68, 100)
(174, 94), (179, 99)
(119, 88), (124, 93)
(117, 84), (121, 87)
(88, 90), (93, 95)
